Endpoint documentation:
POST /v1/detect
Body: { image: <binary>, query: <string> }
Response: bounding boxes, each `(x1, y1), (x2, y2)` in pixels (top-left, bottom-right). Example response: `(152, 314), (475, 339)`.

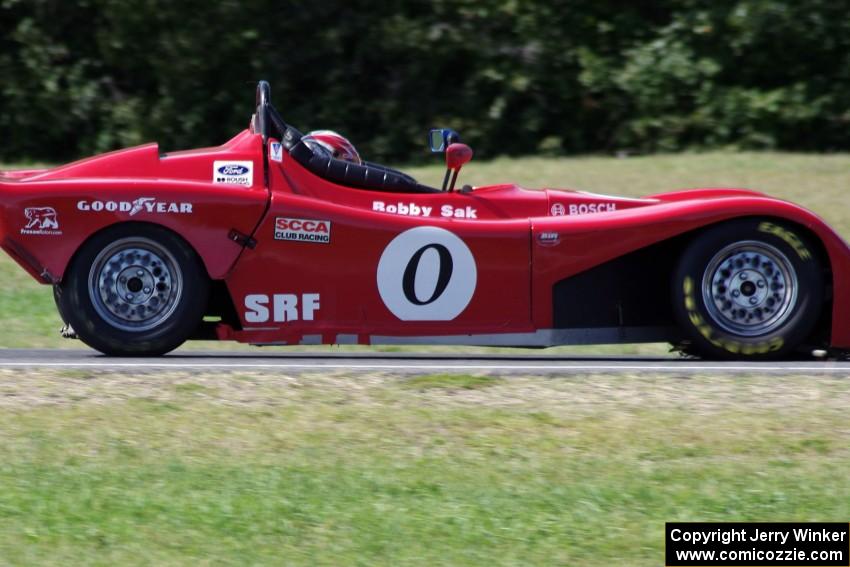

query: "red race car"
(0, 81), (846, 359)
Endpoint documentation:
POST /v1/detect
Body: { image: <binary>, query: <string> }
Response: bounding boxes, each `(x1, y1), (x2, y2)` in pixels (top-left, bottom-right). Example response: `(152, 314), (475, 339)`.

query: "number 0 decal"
(377, 227), (477, 320)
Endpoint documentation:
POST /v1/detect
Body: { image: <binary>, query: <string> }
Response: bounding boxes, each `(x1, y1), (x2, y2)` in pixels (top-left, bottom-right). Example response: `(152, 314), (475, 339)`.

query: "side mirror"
(428, 128), (461, 153)
(442, 143), (474, 192)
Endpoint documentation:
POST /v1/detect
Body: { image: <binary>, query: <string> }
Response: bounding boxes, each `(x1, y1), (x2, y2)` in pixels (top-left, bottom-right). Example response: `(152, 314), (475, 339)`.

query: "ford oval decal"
(217, 164), (250, 176)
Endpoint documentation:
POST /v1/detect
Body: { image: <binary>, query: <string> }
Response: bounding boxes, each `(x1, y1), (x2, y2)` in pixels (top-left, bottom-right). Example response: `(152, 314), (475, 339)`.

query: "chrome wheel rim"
(88, 237), (183, 332)
(701, 241), (797, 337)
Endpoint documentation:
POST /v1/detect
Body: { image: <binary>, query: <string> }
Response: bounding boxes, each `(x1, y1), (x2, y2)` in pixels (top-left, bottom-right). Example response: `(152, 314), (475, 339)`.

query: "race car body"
(1, 81), (847, 359)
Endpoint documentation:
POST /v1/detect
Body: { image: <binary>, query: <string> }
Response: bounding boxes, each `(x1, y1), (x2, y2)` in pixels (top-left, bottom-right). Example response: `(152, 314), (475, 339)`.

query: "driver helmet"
(302, 130), (362, 165)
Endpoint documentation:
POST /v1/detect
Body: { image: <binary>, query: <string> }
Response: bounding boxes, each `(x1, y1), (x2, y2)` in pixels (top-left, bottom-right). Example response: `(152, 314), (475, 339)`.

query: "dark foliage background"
(2, 0), (849, 163)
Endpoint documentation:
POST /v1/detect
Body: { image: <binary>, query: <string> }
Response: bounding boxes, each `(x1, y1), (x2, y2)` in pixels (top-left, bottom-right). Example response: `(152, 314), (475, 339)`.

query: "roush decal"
(377, 226), (477, 321)
(213, 160), (253, 186)
(274, 217), (331, 244)
(21, 207), (62, 236)
(244, 293), (320, 323)
(372, 201), (478, 219)
(77, 198), (192, 215)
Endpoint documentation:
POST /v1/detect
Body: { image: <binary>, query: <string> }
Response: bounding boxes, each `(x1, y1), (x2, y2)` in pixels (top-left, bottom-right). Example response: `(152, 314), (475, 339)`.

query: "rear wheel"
(58, 224), (209, 356)
(672, 218), (824, 359)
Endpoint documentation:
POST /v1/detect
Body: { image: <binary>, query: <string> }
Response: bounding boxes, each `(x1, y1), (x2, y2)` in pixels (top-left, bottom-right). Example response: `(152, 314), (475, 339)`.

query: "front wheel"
(57, 224), (210, 356)
(672, 218), (824, 359)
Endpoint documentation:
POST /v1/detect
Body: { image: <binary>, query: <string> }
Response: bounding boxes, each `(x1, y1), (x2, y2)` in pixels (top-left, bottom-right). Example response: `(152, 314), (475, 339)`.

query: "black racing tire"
(52, 284), (69, 325)
(672, 218), (824, 360)
(57, 223), (210, 356)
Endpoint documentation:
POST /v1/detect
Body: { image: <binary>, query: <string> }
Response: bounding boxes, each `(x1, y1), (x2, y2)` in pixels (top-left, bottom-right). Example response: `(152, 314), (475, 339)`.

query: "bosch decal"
(213, 160), (253, 186)
(377, 226), (477, 321)
(569, 203), (616, 215)
(372, 201), (478, 219)
(21, 207), (62, 235)
(274, 217), (331, 244)
(550, 203), (566, 216)
(77, 198), (193, 215)
(244, 293), (321, 323)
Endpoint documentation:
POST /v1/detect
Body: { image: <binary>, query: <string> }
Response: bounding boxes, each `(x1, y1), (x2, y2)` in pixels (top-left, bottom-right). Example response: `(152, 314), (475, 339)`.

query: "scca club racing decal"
(377, 226), (477, 321)
(21, 206), (62, 236)
(274, 217), (331, 244)
(212, 161), (253, 187)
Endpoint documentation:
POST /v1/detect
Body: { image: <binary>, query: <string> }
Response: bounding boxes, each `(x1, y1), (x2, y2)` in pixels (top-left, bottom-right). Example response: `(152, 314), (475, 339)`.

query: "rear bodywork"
(3, 129), (850, 350)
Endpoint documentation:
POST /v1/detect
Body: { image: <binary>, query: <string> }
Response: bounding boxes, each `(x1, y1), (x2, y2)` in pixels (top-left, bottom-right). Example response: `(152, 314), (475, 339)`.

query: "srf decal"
(244, 293), (321, 323)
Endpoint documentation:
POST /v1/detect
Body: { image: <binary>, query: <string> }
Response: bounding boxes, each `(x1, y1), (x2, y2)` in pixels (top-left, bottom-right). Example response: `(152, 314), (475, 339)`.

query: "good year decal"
(377, 226), (477, 321)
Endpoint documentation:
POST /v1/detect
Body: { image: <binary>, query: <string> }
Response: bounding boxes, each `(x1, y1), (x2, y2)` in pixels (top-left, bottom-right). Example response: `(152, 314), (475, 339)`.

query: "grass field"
(2, 153), (850, 565)
(0, 369), (848, 565)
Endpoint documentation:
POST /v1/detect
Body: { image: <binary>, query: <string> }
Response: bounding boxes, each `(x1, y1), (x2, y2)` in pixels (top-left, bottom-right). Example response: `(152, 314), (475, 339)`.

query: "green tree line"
(1, 0), (849, 163)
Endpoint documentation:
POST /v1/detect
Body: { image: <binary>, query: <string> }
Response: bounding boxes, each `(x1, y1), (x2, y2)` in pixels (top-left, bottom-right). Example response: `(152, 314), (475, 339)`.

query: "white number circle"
(377, 226), (477, 321)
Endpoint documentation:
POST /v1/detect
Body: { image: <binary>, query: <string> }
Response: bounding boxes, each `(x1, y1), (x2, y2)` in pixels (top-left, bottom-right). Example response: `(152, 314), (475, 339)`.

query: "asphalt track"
(1, 348), (850, 374)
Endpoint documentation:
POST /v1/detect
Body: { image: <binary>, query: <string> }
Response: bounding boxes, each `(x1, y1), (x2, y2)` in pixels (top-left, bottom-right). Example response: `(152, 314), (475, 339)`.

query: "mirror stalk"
(441, 169), (452, 192)
(448, 169), (461, 192)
